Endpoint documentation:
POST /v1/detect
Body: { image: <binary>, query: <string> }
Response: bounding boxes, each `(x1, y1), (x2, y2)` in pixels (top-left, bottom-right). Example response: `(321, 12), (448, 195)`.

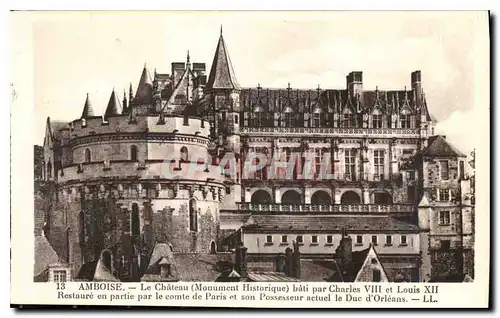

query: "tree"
(34, 145), (44, 180)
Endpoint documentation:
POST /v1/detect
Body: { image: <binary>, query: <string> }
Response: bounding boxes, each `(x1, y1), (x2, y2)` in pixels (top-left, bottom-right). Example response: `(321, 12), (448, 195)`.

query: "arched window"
(210, 241), (216, 254)
(78, 211), (85, 246)
(281, 190), (302, 205)
(341, 191), (361, 204)
(130, 145), (138, 161)
(189, 199), (198, 232)
(251, 190), (272, 204)
(311, 190), (332, 205)
(84, 148), (91, 163)
(131, 203), (140, 237)
(180, 147), (189, 162)
(47, 161), (52, 179)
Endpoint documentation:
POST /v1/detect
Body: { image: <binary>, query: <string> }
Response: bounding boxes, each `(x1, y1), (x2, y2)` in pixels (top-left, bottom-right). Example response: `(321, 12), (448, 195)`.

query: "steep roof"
(34, 235), (59, 277)
(242, 215), (420, 233)
(164, 67), (195, 113)
(206, 32), (240, 90)
(104, 89), (122, 120)
(81, 93), (95, 118)
(134, 65), (153, 104)
(422, 135), (466, 158)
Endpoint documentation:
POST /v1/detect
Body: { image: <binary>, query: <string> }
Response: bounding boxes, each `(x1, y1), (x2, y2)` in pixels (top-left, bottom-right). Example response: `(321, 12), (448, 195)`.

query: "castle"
(35, 28), (474, 283)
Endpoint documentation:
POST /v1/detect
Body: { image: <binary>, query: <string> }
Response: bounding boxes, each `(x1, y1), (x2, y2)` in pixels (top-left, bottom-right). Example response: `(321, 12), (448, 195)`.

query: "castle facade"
(37, 29), (474, 283)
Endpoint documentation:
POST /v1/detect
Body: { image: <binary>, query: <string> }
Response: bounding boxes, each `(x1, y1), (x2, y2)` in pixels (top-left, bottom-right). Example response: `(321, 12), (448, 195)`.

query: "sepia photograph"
(10, 10), (490, 308)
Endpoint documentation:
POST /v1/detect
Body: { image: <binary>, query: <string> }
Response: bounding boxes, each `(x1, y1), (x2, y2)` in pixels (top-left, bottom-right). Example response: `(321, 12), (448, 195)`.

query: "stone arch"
(210, 241), (216, 254)
(84, 148), (91, 163)
(311, 190), (332, 205)
(341, 191), (361, 204)
(251, 190), (272, 204)
(373, 191), (393, 204)
(100, 249), (113, 273)
(281, 190), (302, 204)
(180, 146), (189, 162)
(47, 161), (52, 179)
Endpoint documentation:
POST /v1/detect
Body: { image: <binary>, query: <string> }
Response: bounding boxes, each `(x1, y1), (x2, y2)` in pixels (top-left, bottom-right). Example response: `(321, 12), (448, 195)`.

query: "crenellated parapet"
(70, 115), (210, 140)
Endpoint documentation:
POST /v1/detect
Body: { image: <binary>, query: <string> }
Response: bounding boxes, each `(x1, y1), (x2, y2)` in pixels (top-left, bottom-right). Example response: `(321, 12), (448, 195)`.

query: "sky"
(23, 11), (487, 154)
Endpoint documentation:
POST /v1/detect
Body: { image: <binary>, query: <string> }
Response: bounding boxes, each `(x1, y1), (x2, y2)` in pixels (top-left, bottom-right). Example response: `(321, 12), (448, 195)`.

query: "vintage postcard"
(10, 11), (490, 308)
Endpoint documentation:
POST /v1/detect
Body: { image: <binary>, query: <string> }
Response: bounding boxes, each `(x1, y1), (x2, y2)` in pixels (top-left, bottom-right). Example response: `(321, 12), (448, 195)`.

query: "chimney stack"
(285, 247), (294, 277)
(411, 70), (422, 103)
(336, 227), (353, 269)
(293, 240), (301, 279)
(275, 253), (286, 272)
(346, 71), (363, 98)
(171, 62), (186, 87)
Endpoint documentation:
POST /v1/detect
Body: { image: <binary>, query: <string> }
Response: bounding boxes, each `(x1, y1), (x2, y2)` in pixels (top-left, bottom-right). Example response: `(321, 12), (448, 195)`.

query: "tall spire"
(104, 88), (122, 120)
(206, 29), (240, 90)
(135, 64), (153, 104)
(122, 89), (128, 115)
(81, 93), (95, 119)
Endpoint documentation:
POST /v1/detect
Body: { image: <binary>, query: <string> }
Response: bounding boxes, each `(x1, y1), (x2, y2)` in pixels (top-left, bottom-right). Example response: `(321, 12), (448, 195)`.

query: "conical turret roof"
(206, 29), (240, 90)
(104, 89), (122, 120)
(135, 64), (153, 104)
(81, 93), (95, 118)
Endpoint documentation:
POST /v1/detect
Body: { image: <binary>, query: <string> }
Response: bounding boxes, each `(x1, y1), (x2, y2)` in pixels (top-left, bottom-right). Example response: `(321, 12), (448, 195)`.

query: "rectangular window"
(400, 115), (411, 128)
(311, 235), (318, 244)
(285, 113), (294, 127)
(385, 235), (392, 245)
(459, 161), (465, 179)
(371, 235), (378, 245)
(407, 171), (415, 181)
(53, 270), (67, 283)
(281, 235), (288, 244)
(342, 114), (353, 128)
(296, 235), (303, 244)
(400, 235), (407, 245)
(326, 235), (333, 244)
(439, 211), (451, 225)
(440, 160), (449, 180)
(249, 147), (266, 180)
(345, 149), (357, 181)
(313, 113), (321, 128)
(265, 235), (273, 244)
(356, 235), (363, 245)
(441, 240), (451, 250)
(314, 148), (326, 175)
(372, 269), (381, 282)
(439, 189), (450, 201)
(372, 114), (383, 128)
(374, 150), (385, 181)
(253, 112), (265, 127)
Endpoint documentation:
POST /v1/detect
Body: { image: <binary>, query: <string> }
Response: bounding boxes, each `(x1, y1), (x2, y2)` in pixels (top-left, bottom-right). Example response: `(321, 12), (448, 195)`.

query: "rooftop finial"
(220, 25), (223, 35)
(187, 50), (190, 63)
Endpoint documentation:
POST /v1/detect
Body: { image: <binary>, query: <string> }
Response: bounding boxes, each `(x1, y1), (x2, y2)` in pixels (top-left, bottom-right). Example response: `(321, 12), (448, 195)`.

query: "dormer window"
(372, 111), (383, 128)
(400, 114), (411, 129)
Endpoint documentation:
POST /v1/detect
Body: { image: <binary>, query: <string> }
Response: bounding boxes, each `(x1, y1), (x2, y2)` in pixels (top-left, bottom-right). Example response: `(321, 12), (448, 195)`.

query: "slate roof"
(173, 253), (233, 281)
(134, 65), (153, 104)
(422, 135), (466, 158)
(326, 248), (371, 282)
(81, 93), (95, 118)
(242, 215), (420, 233)
(206, 33), (240, 90)
(240, 87), (425, 114)
(104, 89), (122, 119)
(34, 235), (59, 277)
(220, 213), (251, 224)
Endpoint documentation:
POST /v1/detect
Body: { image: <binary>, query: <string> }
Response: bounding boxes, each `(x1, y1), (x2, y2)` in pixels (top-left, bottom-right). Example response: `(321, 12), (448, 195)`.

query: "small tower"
(134, 64), (154, 115)
(204, 27), (242, 210)
(81, 93), (95, 119)
(104, 89), (122, 121)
